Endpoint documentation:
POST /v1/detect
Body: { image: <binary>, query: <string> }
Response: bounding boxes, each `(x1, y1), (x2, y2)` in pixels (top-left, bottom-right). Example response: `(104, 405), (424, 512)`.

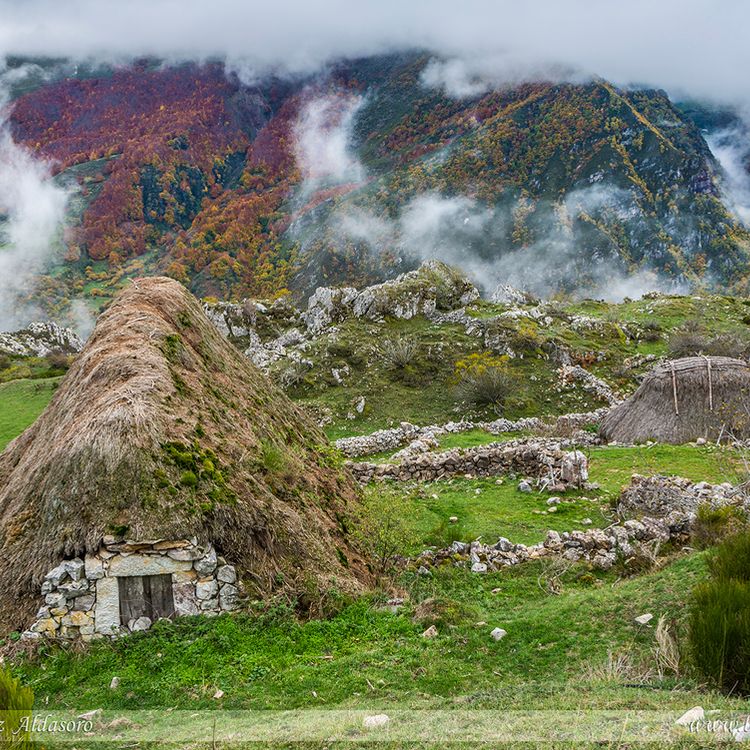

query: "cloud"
(0, 63), (71, 331)
(706, 126), (750, 226)
(321, 188), (688, 301)
(420, 55), (582, 99)
(0, 0), (748, 108)
(293, 94), (366, 192)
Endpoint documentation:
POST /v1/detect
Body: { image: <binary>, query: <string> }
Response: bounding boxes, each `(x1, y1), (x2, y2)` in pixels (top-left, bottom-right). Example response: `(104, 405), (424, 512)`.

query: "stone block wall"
(24, 539), (241, 642)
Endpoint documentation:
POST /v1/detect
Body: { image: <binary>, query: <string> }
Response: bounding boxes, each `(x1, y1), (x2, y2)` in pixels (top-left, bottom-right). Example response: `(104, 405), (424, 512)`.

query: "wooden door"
(118, 574), (175, 625)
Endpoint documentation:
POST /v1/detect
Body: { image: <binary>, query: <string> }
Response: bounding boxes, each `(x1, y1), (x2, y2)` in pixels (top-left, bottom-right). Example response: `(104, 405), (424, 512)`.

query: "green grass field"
(4, 291), (750, 747)
(11, 441), (746, 723)
(0, 377), (59, 451)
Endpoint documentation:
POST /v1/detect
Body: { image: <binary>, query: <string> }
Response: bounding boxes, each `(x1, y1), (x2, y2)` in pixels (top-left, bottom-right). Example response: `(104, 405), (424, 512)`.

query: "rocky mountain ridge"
(3, 53), (749, 326)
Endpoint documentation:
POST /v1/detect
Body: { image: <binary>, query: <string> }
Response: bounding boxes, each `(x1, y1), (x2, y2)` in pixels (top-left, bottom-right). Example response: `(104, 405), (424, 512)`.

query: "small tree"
(354, 489), (417, 581)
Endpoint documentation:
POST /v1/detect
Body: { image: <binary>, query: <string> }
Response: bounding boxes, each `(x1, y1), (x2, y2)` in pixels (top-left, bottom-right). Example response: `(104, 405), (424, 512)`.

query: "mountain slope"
(5, 53), (749, 320)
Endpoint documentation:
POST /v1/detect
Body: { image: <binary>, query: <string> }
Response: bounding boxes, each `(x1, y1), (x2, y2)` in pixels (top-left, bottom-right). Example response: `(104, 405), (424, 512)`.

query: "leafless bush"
(537, 557), (574, 595)
(45, 350), (71, 371)
(668, 321), (750, 359)
(653, 615), (680, 677)
(278, 359), (310, 389)
(624, 539), (663, 575)
(668, 330), (711, 359)
(707, 332), (750, 358)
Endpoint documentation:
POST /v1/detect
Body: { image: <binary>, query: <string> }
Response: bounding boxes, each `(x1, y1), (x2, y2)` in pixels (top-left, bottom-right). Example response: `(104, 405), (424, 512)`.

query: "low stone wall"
(413, 474), (750, 575)
(25, 538), (241, 642)
(414, 511), (695, 574)
(347, 440), (589, 488)
(335, 409), (608, 459)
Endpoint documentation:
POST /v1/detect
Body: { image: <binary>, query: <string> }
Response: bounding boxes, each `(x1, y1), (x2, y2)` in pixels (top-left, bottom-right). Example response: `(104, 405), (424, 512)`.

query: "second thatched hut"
(599, 356), (750, 444)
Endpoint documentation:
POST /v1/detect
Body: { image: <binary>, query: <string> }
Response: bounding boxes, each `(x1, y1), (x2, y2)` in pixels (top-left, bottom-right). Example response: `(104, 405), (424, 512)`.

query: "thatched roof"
(0, 277), (369, 633)
(599, 356), (750, 444)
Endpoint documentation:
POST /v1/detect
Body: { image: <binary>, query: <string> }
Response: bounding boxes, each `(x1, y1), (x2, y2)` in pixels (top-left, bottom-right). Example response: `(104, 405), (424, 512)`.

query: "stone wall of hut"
(24, 539), (240, 642)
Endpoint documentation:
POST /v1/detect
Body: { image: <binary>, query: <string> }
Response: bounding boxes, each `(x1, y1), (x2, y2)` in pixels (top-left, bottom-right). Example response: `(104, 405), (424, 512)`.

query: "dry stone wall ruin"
(347, 439), (589, 488)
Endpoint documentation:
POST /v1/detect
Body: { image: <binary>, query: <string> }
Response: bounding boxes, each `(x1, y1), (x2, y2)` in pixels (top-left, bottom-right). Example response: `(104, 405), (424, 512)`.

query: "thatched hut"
(0, 277), (368, 640)
(599, 356), (750, 444)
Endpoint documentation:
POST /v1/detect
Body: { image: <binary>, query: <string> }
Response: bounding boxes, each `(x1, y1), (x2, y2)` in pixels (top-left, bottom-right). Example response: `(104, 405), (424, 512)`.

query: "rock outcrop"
(303, 261), (479, 334)
(0, 322), (83, 357)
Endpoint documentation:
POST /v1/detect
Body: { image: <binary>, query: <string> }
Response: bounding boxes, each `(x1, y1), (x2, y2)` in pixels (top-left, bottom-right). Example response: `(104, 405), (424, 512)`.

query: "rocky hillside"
(201, 261), (750, 436)
(4, 53), (749, 324)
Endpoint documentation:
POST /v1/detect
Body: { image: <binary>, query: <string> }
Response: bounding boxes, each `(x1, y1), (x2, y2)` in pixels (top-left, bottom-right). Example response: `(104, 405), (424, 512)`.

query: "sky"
(0, 0), (748, 108)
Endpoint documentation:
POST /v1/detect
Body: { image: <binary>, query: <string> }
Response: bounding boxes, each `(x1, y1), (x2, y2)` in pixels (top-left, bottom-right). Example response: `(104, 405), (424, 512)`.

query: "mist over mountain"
(0, 2), (749, 328)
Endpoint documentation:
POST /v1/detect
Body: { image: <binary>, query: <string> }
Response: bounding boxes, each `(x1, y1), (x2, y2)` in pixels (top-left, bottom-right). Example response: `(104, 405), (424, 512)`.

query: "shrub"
(689, 578), (750, 693)
(510, 319), (543, 353)
(378, 336), (418, 370)
(277, 359), (310, 389)
(453, 352), (516, 410)
(354, 489), (417, 580)
(707, 531), (750, 582)
(707, 332), (750, 359)
(0, 665), (34, 748)
(692, 505), (747, 549)
(688, 531), (750, 693)
(668, 322), (750, 359)
(0, 354), (10, 371)
(667, 330), (710, 359)
(44, 351), (70, 372)
(639, 320), (662, 343)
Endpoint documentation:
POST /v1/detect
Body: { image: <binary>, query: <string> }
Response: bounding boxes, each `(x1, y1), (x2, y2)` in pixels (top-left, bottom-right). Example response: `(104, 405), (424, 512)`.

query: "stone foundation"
(617, 474), (744, 518)
(24, 539), (241, 642)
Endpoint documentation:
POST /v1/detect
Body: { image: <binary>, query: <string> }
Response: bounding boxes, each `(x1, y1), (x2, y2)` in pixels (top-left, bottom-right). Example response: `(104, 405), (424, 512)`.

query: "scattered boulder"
(363, 714), (391, 729)
(490, 627), (507, 641)
(675, 707), (704, 726)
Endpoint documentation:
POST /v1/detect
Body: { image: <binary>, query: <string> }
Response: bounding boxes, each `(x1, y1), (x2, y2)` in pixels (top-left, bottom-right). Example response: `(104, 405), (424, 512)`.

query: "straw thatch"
(0, 277), (369, 634)
(599, 356), (750, 444)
